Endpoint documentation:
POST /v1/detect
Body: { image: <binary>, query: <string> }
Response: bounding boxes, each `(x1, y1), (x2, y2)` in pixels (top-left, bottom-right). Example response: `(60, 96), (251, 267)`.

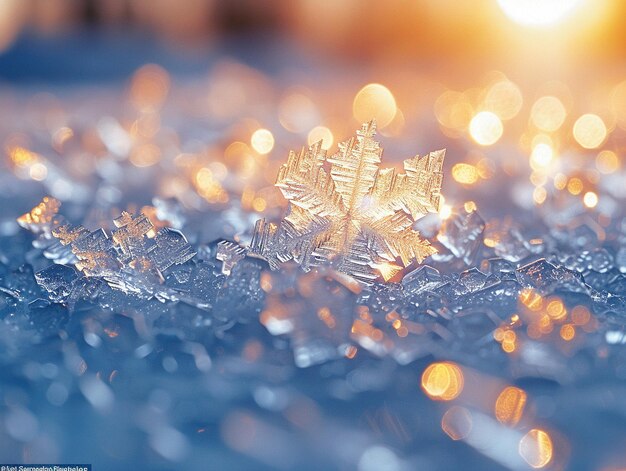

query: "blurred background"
(1, 0), (625, 222)
(0, 0), (623, 81)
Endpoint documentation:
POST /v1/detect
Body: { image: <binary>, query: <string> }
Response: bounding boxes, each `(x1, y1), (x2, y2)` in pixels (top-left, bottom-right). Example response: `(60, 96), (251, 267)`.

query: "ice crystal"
(51, 211), (195, 291)
(216, 240), (247, 275)
(250, 121), (445, 283)
(16, 196), (63, 236)
(436, 205), (485, 265)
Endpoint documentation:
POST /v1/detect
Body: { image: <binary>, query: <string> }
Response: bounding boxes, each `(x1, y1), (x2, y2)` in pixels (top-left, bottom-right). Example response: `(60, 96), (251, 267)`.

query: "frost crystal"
(16, 196), (63, 236)
(250, 121), (445, 283)
(437, 205), (485, 264)
(51, 211), (195, 291)
(216, 240), (247, 275)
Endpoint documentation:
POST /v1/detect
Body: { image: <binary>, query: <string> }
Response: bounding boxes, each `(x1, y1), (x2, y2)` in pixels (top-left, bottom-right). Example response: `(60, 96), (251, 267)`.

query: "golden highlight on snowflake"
(250, 121), (445, 283)
(16, 196), (62, 234)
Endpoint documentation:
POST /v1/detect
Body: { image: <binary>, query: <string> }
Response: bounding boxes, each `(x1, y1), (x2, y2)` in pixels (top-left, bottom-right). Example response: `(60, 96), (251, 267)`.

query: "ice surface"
(4, 127), (626, 471)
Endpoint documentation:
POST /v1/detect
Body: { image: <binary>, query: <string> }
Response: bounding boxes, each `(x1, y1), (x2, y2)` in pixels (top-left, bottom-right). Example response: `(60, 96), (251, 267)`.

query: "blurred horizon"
(0, 0), (625, 85)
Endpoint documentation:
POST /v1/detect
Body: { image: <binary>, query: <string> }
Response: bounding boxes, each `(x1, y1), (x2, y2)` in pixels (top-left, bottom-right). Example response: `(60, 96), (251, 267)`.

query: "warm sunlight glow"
(497, 0), (584, 27)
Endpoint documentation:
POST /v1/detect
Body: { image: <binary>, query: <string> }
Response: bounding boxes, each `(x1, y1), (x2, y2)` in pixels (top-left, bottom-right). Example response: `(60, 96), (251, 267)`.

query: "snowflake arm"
(327, 121), (381, 212)
(276, 141), (344, 219)
(366, 149), (445, 220)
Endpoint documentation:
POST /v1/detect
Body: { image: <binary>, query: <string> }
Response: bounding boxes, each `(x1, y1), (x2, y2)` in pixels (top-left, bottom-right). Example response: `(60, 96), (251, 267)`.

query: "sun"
(497, 0), (584, 27)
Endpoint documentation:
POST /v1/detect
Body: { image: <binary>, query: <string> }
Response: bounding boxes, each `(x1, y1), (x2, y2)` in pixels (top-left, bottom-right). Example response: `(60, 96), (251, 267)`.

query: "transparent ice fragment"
(515, 258), (588, 295)
(54, 225), (120, 277)
(459, 279), (520, 315)
(458, 267), (494, 292)
(216, 240), (247, 275)
(35, 264), (80, 303)
(111, 212), (155, 262)
(481, 257), (516, 277)
(357, 283), (405, 318)
(583, 270), (623, 294)
(437, 206), (485, 264)
(616, 246), (626, 274)
(213, 258), (266, 323)
(151, 228), (196, 272)
(606, 274), (626, 296)
(401, 265), (443, 294)
(2, 264), (45, 301)
(0, 287), (21, 318)
(26, 299), (69, 337)
(42, 240), (78, 265)
(166, 260), (224, 311)
(484, 220), (535, 263)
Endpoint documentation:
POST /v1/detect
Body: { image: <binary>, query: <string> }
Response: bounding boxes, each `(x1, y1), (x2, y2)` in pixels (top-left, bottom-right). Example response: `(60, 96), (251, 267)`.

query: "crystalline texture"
(437, 206), (485, 265)
(401, 265), (443, 294)
(16, 196), (63, 236)
(50, 212), (195, 295)
(35, 264), (80, 303)
(515, 258), (588, 295)
(54, 225), (119, 277)
(249, 121), (445, 283)
(485, 219), (533, 262)
(151, 228), (196, 272)
(216, 240), (247, 275)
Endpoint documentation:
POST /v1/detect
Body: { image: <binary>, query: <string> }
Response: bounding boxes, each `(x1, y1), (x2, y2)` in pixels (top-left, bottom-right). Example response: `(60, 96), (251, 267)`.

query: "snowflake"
(250, 121), (445, 283)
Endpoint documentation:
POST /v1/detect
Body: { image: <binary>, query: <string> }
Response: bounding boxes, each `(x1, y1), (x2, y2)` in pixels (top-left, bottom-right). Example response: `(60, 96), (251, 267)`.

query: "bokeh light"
(583, 191), (598, 208)
(531, 96), (567, 132)
(595, 150), (619, 174)
(469, 111), (503, 146)
(307, 126), (334, 149)
(573, 113), (607, 149)
(251, 129), (275, 155)
(495, 386), (527, 426)
(484, 80), (523, 120)
(519, 429), (554, 468)
(441, 406), (473, 440)
(353, 83), (397, 128)
(530, 143), (554, 168)
(421, 362), (464, 401)
(452, 163), (480, 185)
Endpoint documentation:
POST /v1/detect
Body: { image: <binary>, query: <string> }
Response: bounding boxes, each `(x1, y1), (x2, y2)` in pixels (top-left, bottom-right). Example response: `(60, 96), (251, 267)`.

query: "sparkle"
(583, 191), (598, 208)
(573, 114), (607, 149)
(251, 128), (275, 155)
(469, 111), (503, 146)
